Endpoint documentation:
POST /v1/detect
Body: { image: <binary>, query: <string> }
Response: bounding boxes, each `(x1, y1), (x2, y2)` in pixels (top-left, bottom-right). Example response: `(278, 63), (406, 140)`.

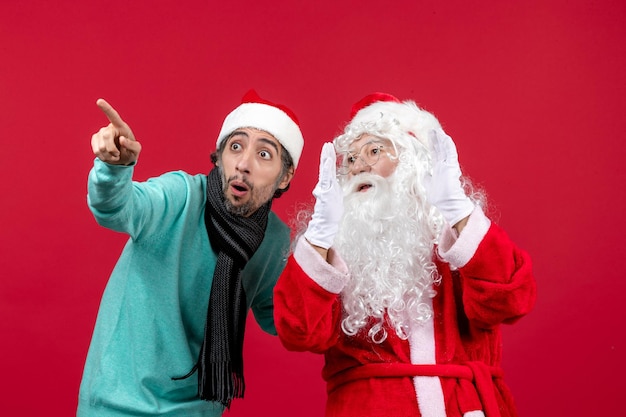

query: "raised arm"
(303, 142), (344, 260)
(424, 128), (474, 234)
(91, 98), (142, 165)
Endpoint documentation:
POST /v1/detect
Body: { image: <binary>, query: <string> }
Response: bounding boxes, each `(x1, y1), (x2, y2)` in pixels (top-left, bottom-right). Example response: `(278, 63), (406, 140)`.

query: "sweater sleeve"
(87, 158), (135, 232)
(438, 207), (537, 329)
(87, 158), (194, 241)
(274, 236), (350, 353)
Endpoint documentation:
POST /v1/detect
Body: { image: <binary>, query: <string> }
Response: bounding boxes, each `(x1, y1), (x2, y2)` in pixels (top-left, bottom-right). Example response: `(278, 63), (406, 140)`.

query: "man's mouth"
(229, 180), (250, 197)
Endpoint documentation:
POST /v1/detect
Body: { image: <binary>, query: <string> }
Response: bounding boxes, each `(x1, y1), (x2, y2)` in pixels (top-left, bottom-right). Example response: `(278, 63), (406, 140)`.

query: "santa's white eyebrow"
(348, 140), (384, 154)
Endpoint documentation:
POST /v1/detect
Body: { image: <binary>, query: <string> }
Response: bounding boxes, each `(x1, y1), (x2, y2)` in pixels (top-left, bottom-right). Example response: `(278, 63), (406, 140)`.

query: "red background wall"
(1, 1), (624, 415)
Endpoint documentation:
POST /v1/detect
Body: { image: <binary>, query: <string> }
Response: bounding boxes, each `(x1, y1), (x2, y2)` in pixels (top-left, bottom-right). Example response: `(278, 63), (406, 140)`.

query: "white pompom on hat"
(217, 90), (304, 168)
(345, 92), (442, 146)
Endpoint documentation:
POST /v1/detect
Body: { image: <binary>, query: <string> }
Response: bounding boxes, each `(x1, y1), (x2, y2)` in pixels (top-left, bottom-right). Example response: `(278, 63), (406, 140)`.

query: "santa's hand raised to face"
(424, 128), (474, 228)
(304, 143), (344, 250)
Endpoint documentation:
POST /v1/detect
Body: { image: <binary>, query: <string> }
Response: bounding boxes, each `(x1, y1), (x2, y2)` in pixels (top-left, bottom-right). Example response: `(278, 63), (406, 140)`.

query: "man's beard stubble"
(222, 173), (278, 218)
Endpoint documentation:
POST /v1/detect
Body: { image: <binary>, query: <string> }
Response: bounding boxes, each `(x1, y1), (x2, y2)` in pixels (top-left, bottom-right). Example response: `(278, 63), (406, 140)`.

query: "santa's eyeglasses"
(336, 140), (388, 175)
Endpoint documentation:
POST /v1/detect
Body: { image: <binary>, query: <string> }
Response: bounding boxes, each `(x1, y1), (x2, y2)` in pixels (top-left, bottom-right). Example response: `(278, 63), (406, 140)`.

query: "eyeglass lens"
(336, 141), (383, 175)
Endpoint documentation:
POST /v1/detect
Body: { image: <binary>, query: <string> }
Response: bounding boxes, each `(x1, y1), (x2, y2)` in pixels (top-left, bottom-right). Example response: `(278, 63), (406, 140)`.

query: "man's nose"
(235, 149), (253, 173)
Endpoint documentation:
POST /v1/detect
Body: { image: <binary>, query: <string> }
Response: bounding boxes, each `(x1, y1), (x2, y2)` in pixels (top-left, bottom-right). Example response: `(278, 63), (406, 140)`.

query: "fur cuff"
(464, 411), (486, 417)
(437, 206), (491, 268)
(293, 235), (350, 294)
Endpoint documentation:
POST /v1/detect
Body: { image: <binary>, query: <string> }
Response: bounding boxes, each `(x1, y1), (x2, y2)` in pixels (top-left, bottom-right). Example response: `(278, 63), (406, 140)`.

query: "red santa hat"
(217, 90), (304, 168)
(345, 92), (442, 146)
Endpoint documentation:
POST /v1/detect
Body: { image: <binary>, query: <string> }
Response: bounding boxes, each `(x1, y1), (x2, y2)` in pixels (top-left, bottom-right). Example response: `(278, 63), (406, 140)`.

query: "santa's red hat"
(217, 90), (304, 168)
(345, 92), (442, 145)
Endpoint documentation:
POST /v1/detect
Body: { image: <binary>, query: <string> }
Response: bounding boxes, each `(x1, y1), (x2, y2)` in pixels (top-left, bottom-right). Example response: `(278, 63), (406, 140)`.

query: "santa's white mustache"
(341, 172), (388, 196)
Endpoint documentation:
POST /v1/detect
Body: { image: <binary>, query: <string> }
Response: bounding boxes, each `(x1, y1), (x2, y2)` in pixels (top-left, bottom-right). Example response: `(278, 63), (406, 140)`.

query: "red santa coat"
(274, 208), (536, 417)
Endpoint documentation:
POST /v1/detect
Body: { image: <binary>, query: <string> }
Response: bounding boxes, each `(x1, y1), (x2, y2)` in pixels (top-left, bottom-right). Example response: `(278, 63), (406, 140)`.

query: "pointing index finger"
(96, 98), (125, 128)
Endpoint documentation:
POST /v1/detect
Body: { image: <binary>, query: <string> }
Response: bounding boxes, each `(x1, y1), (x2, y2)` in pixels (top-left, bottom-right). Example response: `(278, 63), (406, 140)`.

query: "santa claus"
(274, 93), (536, 417)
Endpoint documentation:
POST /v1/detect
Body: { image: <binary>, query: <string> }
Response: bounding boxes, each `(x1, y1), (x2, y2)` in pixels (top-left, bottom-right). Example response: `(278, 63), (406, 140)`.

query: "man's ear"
(278, 167), (295, 190)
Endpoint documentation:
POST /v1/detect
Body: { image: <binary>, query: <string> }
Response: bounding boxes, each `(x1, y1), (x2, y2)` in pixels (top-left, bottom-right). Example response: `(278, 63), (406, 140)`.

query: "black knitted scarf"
(174, 167), (270, 408)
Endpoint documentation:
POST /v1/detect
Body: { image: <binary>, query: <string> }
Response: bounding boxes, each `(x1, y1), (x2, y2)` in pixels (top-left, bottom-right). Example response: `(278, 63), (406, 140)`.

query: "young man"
(78, 90), (304, 416)
(274, 93), (536, 417)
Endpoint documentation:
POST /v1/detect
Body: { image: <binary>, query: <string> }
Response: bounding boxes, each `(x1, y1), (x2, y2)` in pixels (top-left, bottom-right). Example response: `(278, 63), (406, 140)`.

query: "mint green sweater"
(78, 159), (290, 416)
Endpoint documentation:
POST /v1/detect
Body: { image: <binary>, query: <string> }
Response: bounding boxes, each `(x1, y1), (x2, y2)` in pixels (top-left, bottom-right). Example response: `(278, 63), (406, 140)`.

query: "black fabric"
(174, 167), (270, 408)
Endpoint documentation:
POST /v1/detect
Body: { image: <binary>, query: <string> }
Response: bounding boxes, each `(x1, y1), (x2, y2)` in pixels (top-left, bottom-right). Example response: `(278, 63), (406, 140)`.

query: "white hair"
(332, 106), (447, 343)
(290, 99), (487, 344)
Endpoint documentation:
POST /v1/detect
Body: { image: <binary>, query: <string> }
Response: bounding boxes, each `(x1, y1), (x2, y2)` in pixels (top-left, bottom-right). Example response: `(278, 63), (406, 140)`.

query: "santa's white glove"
(304, 143), (344, 249)
(424, 129), (475, 226)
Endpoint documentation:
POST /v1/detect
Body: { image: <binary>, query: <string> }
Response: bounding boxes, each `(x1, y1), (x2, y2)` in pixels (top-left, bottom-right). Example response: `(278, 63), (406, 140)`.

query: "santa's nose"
(350, 157), (371, 175)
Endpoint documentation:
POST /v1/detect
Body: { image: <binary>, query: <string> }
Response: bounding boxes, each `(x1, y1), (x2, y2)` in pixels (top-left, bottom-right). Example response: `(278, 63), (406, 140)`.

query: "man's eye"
(347, 155), (357, 164)
(259, 150), (271, 159)
(231, 143), (241, 151)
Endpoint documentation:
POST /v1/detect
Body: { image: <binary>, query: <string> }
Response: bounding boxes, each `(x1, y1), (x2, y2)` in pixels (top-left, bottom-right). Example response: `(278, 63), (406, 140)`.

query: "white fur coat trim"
(437, 206), (491, 269)
(293, 235), (350, 294)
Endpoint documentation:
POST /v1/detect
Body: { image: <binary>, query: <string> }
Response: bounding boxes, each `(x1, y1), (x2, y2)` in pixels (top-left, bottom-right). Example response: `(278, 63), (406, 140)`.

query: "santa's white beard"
(334, 172), (440, 343)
